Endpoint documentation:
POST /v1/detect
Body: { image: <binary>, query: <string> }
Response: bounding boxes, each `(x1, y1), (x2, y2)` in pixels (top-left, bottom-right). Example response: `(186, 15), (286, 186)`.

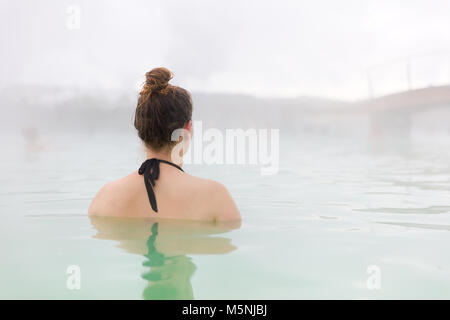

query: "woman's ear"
(184, 120), (193, 135)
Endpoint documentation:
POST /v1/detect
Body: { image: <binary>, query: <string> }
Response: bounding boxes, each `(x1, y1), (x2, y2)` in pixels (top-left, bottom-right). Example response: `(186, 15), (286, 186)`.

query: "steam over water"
(1, 92), (450, 298)
(2, 0), (450, 299)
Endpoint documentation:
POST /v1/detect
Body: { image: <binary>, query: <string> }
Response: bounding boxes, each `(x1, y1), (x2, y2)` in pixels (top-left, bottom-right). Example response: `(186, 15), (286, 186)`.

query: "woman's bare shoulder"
(88, 172), (140, 216)
(184, 174), (241, 221)
(88, 170), (241, 221)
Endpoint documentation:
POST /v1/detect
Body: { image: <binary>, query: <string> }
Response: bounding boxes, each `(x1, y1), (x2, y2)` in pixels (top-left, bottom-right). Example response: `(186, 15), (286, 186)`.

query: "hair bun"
(144, 67), (173, 94)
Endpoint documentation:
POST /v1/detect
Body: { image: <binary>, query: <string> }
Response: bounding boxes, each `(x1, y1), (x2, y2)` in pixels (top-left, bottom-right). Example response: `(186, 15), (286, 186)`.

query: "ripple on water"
(354, 206), (450, 215)
(24, 214), (88, 218)
(377, 221), (450, 231)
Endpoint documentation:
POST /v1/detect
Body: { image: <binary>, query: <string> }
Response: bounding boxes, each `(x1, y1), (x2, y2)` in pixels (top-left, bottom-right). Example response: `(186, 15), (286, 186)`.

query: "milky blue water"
(1, 131), (450, 299)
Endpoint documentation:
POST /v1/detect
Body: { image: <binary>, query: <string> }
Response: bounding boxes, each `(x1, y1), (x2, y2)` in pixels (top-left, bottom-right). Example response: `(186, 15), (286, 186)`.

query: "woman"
(89, 67), (240, 221)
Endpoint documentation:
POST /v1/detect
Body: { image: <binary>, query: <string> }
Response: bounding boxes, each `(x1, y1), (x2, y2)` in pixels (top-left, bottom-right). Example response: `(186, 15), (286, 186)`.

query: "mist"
(1, 0), (450, 143)
(2, 0), (450, 99)
(3, 1), (450, 301)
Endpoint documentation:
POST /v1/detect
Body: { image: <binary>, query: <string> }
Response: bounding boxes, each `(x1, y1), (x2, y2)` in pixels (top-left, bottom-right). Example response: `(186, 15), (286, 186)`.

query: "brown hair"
(134, 67), (193, 150)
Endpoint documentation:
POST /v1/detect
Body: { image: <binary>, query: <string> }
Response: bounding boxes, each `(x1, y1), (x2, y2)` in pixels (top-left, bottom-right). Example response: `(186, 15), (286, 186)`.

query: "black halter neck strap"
(138, 158), (184, 213)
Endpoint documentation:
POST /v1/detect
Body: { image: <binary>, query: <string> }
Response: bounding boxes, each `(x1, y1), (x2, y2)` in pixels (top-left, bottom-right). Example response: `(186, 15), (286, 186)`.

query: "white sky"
(1, 0), (450, 100)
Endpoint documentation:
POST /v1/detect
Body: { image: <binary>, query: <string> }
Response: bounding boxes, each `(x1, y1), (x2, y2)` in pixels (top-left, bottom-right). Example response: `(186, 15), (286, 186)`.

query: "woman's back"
(88, 161), (240, 221)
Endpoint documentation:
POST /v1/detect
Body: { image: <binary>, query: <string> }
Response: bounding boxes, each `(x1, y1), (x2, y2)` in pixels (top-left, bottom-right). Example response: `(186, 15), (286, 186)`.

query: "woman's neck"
(145, 147), (183, 167)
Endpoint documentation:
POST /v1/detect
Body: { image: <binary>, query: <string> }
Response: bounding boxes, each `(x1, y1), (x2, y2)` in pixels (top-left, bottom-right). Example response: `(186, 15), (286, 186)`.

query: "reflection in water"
(142, 223), (197, 299)
(89, 216), (240, 300)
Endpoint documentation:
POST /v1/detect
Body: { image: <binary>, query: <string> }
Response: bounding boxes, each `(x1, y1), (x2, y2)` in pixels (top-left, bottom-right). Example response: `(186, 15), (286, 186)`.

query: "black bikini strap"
(138, 158), (184, 213)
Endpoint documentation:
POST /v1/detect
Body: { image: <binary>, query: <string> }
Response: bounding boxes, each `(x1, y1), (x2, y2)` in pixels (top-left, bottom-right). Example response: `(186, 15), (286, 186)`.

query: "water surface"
(1, 131), (450, 299)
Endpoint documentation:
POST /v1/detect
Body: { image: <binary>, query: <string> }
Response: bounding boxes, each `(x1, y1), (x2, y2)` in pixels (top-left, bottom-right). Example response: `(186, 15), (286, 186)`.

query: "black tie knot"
(138, 158), (160, 187)
(138, 158), (184, 213)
